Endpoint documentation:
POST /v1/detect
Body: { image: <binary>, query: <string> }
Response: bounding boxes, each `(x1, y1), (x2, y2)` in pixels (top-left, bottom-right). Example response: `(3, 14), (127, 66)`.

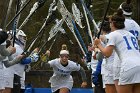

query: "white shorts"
(49, 76), (73, 92)
(102, 74), (114, 88)
(4, 77), (14, 88)
(4, 67), (14, 88)
(4, 74), (25, 89)
(50, 80), (73, 92)
(4, 72), (25, 89)
(0, 69), (5, 89)
(20, 72), (25, 89)
(119, 66), (140, 85)
(113, 67), (121, 80)
(20, 78), (25, 89)
(0, 77), (5, 89)
(102, 74), (105, 88)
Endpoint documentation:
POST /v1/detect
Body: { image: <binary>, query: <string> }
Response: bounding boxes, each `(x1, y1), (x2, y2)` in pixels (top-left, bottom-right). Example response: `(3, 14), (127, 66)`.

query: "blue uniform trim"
(92, 60), (102, 85)
(21, 57), (32, 64)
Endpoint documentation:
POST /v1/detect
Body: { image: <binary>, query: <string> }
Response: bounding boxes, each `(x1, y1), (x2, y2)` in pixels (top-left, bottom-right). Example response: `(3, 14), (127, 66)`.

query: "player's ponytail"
(60, 44), (69, 55)
(102, 17), (111, 33)
(126, 0), (131, 4)
(119, 0), (133, 16)
(61, 44), (67, 50)
(110, 9), (125, 29)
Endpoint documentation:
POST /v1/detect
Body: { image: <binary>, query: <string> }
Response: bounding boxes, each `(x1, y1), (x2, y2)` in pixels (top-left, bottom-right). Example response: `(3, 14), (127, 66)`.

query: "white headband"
(60, 50), (69, 55)
(119, 3), (132, 15)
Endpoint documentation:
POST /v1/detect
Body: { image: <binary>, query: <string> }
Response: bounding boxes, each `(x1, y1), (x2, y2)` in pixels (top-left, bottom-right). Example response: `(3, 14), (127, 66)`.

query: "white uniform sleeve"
(106, 32), (116, 46)
(134, 22), (140, 40)
(71, 61), (80, 71)
(48, 59), (57, 67)
(12, 44), (23, 57)
(90, 58), (98, 73)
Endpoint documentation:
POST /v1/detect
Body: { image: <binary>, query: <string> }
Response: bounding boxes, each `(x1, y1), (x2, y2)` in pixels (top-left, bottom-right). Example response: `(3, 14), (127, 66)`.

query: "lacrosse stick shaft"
(48, 32), (60, 51)
(57, 0), (86, 55)
(80, 0), (99, 31)
(72, 20), (88, 54)
(12, 0), (27, 47)
(3, 0), (14, 31)
(24, 6), (56, 53)
(6, 0), (31, 28)
(97, 0), (111, 38)
(82, 4), (93, 44)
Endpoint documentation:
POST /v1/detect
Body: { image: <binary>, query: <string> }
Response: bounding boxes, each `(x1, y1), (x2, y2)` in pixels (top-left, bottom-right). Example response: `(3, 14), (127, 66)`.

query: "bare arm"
(41, 62), (51, 69)
(3, 55), (23, 67)
(78, 67), (87, 88)
(0, 55), (6, 61)
(94, 38), (114, 58)
(78, 67), (87, 82)
(0, 45), (11, 56)
(0, 45), (16, 56)
(97, 43), (114, 57)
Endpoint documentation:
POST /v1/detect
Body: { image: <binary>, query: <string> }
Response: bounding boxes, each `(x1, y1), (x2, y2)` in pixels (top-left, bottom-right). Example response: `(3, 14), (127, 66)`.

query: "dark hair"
(120, 0), (133, 16)
(61, 44), (67, 50)
(0, 31), (8, 45)
(110, 9), (125, 29)
(102, 17), (111, 33)
(126, 0), (131, 4)
(121, 2), (132, 13)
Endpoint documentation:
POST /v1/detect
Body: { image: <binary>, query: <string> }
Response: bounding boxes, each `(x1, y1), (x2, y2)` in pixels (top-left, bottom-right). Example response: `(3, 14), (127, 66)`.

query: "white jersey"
(48, 58), (80, 92)
(107, 29), (140, 72)
(3, 44), (25, 89)
(101, 34), (114, 76)
(0, 41), (7, 89)
(124, 18), (140, 40)
(3, 57), (14, 88)
(112, 18), (140, 80)
(101, 52), (114, 76)
(0, 61), (5, 89)
(9, 44), (25, 77)
(88, 51), (98, 73)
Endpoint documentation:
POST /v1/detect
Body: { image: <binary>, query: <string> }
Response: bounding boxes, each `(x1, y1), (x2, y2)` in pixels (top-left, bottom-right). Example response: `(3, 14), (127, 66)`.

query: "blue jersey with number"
(107, 30), (140, 72)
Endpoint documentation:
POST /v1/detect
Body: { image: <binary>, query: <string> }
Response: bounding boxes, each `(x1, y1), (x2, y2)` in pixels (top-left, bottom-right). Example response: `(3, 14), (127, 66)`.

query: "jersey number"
(129, 30), (139, 39)
(123, 36), (139, 50)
